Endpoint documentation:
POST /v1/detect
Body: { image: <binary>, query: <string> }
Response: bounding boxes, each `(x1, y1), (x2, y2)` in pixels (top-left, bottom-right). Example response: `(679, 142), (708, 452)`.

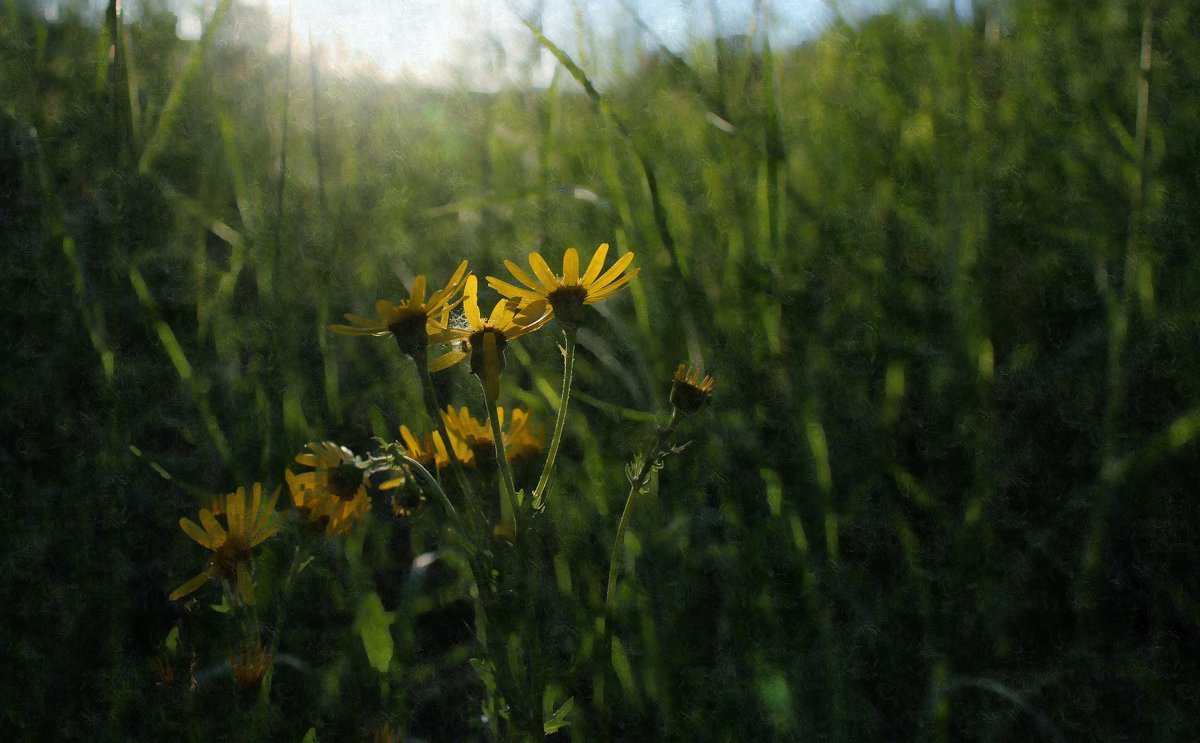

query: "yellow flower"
(285, 442), (372, 537)
(331, 260), (470, 356)
(170, 483), (281, 603)
(504, 407), (545, 463)
(486, 243), (639, 329)
(670, 363), (715, 414)
(428, 275), (551, 398)
(377, 423), (468, 496)
(229, 640), (274, 690)
(439, 405), (541, 465)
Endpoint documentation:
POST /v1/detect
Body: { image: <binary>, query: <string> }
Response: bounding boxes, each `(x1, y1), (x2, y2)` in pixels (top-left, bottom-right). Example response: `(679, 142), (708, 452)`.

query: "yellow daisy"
(670, 363), (715, 414)
(377, 424), (469, 489)
(170, 483), (281, 603)
(503, 407), (545, 463)
(486, 243), (639, 329)
(285, 441), (372, 537)
(428, 275), (551, 398)
(439, 405), (541, 465)
(331, 260), (470, 356)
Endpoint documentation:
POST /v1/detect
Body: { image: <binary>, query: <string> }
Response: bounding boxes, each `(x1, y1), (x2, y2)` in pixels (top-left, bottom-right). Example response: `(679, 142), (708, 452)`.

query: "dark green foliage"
(3, 0), (1199, 739)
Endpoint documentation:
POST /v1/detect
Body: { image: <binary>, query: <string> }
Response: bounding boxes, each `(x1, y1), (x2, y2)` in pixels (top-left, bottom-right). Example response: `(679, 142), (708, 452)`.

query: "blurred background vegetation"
(3, 0), (1199, 739)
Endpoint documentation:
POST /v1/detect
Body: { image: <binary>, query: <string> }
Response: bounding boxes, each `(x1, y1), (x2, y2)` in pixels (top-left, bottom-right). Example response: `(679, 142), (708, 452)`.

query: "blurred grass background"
(3, 0), (1200, 739)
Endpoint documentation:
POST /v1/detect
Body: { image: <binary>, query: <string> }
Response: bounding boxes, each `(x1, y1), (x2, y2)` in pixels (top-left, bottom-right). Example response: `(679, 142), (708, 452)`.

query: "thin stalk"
(259, 540), (308, 703)
(397, 453), (473, 554)
(599, 409), (681, 710)
(486, 389), (520, 539)
(533, 327), (577, 508)
(417, 354), (486, 535)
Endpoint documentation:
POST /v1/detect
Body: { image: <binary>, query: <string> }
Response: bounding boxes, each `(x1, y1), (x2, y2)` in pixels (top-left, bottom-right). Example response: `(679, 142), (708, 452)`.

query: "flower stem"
(397, 453), (475, 555)
(418, 356), (488, 535)
(485, 387), (520, 539)
(599, 409), (680, 710)
(533, 327), (577, 509)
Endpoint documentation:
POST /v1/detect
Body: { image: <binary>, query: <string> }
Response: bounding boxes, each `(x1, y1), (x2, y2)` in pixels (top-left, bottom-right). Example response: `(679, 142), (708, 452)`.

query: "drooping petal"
(237, 563), (256, 606)
(528, 252), (560, 289)
(463, 275), (481, 327)
(514, 299), (549, 326)
(169, 565), (216, 601)
(375, 299), (397, 318)
(429, 350), (469, 372)
(580, 243), (609, 285)
(563, 248), (579, 285)
(342, 313), (383, 327)
(398, 426), (422, 455)
(329, 324), (389, 337)
(427, 327), (466, 346)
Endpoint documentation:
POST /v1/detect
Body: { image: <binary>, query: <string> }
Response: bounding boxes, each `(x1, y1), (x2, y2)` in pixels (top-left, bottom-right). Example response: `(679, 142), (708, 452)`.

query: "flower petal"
(199, 509), (226, 542)
(409, 275), (427, 307)
(585, 268), (640, 302)
(486, 276), (541, 302)
(504, 259), (544, 292)
(563, 248), (579, 285)
(429, 350), (469, 372)
(463, 275), (481, 327)
(528, 252), (560, 289)
(169, 565), (216, 601)
(581, 243), (609, 285)
(179, 517), (215, 549)
(589, 251), (636, 293)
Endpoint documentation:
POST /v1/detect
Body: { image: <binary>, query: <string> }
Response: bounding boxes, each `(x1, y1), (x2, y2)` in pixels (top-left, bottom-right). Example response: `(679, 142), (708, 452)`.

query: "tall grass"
(2, 0), (1200, 739)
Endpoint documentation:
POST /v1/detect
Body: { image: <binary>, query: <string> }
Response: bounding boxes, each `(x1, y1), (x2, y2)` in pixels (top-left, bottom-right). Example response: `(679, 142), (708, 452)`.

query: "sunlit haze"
(188, 0), (892, 89)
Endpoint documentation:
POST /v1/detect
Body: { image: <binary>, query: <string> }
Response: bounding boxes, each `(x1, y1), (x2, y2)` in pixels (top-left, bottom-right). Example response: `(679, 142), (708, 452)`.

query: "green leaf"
(163, 626), (179, 654)
(543, 695), (574, 734)
(300, 728), (318, 743)
(354, 592), (395, 673)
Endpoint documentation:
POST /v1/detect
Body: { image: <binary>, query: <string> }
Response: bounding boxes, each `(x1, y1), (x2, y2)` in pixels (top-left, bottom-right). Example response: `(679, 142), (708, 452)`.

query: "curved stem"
(485, 388), (520, 539)
(599, 410), (679, 710)
(398, 453), (475, 555)
(419, 359), (488, 536)
(533, 327), (577, 509)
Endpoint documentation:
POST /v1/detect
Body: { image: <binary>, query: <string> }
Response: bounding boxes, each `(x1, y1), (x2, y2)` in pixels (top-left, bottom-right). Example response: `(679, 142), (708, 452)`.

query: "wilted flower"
(229, 640), (274, 690)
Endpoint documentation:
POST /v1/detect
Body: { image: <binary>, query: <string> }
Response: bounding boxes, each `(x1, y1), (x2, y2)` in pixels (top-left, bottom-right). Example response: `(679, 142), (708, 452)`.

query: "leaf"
(163, 626), (179, 654)
(300, 728), (318, 743)
(354, 592), (395, 673)
(543, 695), (574, 734)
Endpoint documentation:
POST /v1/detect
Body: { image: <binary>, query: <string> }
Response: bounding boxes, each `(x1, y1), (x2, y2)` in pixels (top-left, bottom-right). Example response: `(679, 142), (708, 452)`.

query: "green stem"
(397, 453), (475, 556)
(533, 327), (577, 508)
(485, 386), (520, 539)
(418, 355), (488, 536)
(258, 539), (308, 706)
(599, 410), (680, 710)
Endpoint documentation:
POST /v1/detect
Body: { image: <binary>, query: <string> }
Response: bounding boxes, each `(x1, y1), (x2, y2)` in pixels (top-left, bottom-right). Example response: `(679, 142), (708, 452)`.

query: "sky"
(36, 0), (967, 89)
(233, 0), (898, 88)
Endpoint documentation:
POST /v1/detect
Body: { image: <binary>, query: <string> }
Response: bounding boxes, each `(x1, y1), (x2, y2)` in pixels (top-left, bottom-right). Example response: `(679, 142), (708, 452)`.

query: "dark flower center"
(329, 462), (364, 500)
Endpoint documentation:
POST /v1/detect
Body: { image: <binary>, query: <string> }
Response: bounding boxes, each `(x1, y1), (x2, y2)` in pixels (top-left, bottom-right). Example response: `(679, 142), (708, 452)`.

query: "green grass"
(3, 0), (1200, 739)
